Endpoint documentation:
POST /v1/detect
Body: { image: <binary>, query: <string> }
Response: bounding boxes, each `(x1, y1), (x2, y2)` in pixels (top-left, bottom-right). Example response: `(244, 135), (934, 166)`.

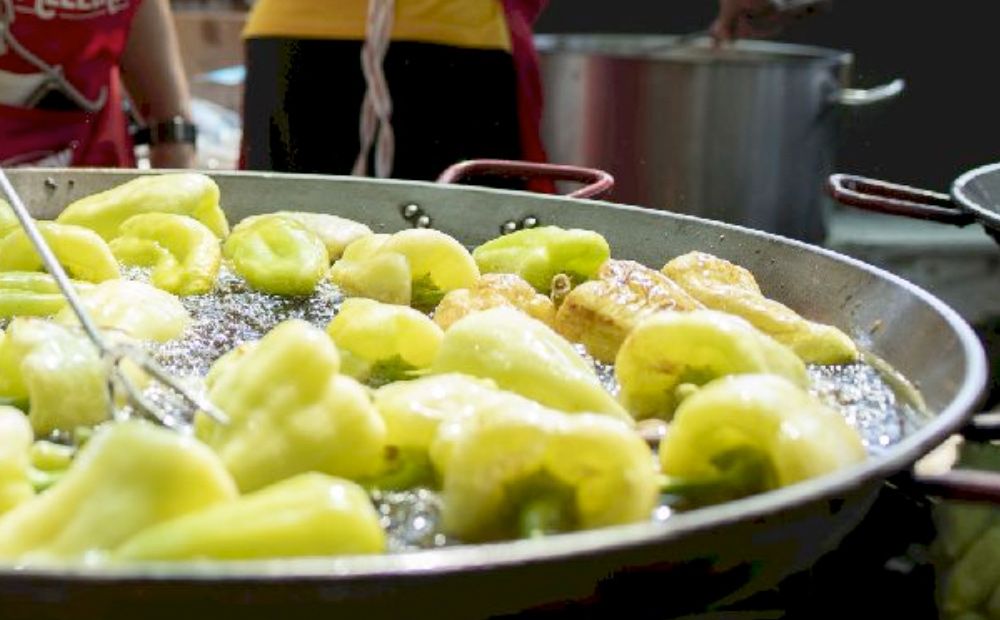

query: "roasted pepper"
(430, 307), (631, 423)
(195, 319), (387, 492)
(663, 251), (858, 364)
(241, 212), (372, 261)
(433, 273), (556, 330)
(429, 390), (658, 541)
(223, 213), (329, 295)
(0, 222), (120, 282)
(0, 407), (33, 515)
(55, 279), (191, 342)
(471, 226), (611, 294)
(56, 173), (229, 240)
(326, 298), (443, 386)
(330, 229), (480, 311)
(554, 259), (703, 363)
(615, 310), (808, 420)
(658, 374), (865, 505)
(109, 213), (221, 295)
(0, 272), (93, 319)
(0, 318), (110, 436)
(0, 421), (238, 563)
(116, 473), (385, 560)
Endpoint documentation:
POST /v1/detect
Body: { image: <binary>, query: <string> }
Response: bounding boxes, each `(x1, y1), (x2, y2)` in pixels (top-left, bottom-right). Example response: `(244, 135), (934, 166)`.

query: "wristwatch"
(133, 116), (198, 146)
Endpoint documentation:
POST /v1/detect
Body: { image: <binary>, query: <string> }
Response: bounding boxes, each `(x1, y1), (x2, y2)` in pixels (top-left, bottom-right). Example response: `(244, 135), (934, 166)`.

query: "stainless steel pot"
(536, 34), (904, 243)
(0, 166), (989, 619)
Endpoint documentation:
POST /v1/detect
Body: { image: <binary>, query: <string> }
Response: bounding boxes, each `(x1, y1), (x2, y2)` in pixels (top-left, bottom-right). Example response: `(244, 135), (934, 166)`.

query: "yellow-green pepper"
(0, 200), (18, 238)
(0, 421), (238, 563)
(0, 222), (120, 282)
(614, 310), (808, 420)
(56, 173), (229, 240)
(429, 389), (658, 541)
(472, 226), (611, 294)
(223, 214), (329, 296)
(0, 407), (33, 516)
(430, 307), (631, 423)
(195, 319), (387, 492)
(116, 473), (385, 560)
(330, 229), (479, 311)
(663, 251), (858, 364)
(241, 211), (372, 260)
(658, 374), (865, 505)
(55, 279), (191, 343)
(327, 297), (443, 386)
(0, 318), (110, 436)
(0, 272), (93, 319)
(109, 213), (221, 295)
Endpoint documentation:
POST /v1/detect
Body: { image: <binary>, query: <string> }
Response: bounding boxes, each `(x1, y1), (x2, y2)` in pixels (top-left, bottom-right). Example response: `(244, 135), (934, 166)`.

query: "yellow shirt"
(244, 0), (511, 51)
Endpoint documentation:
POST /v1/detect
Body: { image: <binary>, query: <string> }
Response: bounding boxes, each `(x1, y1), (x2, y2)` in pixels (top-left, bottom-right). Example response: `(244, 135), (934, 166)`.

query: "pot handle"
(836, 78), (906, 107)
(906, 413), (1000, 503)
(827, 173), (977, 226)
(437, 159), (615, 200)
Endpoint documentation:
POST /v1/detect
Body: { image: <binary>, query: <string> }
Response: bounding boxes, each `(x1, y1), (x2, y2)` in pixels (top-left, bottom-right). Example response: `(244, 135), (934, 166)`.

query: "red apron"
(0, 0), (140, 167)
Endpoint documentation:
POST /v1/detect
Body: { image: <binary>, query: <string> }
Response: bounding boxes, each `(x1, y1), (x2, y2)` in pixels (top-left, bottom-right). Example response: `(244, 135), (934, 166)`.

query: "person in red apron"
(0, 0), (195, 168)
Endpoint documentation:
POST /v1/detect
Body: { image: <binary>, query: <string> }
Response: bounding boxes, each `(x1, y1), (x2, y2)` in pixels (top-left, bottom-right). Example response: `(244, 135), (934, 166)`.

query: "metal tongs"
(0, 170), (227, 428)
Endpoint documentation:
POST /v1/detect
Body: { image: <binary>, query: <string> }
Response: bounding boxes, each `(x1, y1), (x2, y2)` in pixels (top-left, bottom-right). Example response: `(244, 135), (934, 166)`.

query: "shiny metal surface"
(536, 35), (901, 243)
(0, 169), (986, 619)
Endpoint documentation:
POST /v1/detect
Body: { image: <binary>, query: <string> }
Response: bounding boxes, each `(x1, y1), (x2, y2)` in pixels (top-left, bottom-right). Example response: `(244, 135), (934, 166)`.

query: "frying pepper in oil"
(223, 213), (330, 296)
(0, 406), (33, 516)
(55, 279), (191, 343)
(0, 272), (93, 319)
(0, 222), (120, 282)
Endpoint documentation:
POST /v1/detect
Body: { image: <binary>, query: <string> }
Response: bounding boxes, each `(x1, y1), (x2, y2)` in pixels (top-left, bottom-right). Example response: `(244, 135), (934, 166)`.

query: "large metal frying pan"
(0, 166), (990, 620)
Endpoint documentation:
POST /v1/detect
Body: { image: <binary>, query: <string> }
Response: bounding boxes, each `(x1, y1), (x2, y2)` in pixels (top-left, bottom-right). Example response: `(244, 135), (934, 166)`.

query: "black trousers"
(242, 38), (523, 181)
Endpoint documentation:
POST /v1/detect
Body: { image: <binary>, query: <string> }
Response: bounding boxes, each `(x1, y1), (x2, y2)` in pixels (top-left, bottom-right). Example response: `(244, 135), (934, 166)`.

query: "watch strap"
(134, 116), (197, 146)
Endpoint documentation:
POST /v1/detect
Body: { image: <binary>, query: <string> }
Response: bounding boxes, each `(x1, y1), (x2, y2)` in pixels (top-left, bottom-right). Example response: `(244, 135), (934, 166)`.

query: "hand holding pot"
(711, 0), (830, 43)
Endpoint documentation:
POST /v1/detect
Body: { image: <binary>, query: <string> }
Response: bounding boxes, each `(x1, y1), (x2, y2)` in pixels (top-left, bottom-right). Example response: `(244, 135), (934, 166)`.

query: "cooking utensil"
(0, 164), (990, 619)
(0, 169), (227, 429)
(828, 164), (1000, 244)
(535, 34), (905, 243)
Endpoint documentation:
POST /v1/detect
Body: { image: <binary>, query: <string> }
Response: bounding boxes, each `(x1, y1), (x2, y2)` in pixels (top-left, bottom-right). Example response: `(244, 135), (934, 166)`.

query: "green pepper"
(56, 173), (229, 240)
(241, 212), (372, 261)
(327, 298), (443, 386)
(54, 279), (191, 343)
(116, 472), (385, 560)
(430, 307), (631, 423)
(472, 226), (611, 294)
(428, 388), (658, 541)
(657, 374), (865, 504)
(615, 310), (808, 420)
(109, 213), (221, 295)
(0, 200), (18, 238)
(330, 229), (480, 311)
(0, 272), (94, 319)
(0, 421), (238, 563)
(0, 407), (33, 516)
(0, 222), (120, 282)
(223, 214), (329, 296)
(663, 251), (858, 364)
(0, 318), (110, 436)
(195, 319), (387, 492)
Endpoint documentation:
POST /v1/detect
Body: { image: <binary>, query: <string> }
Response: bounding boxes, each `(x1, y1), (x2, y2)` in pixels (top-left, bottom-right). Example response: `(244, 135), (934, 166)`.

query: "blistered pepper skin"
(116, 473), (386, 560)
(433, 273), (556, 330)
(196, 320), (387, 492)
(0, 407), (33, 516)
(0, 421), (238, 562)
(472, 226), (611, 294)
(223, 214), (330, 296)
(615, 310), (808, 420)
(56, 173), (229, 240)
(430, 307), (632, 423)
(55, 280), (191, 342)
(429, 391), (658, 542)
(0, 222), (120, 283)
(663, 252), (858, 364)
(0, 272), (93, 319)
(658, 374), (866, 490)
(110, 213), (221, 295)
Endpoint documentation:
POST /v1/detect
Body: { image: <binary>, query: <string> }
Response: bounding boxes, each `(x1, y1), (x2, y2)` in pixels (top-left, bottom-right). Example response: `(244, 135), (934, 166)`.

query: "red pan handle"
(827, 173), (976, 226)
(438, 159), (615, 200)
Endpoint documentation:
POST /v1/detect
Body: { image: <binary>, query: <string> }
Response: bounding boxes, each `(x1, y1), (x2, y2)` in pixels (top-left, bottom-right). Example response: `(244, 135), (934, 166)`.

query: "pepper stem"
(518, 495), (572, 539)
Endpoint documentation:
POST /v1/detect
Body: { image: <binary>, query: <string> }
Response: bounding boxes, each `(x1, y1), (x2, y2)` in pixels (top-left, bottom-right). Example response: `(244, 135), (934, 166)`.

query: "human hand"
(710, 0), (827, 44)
(149, 142), (196, 169)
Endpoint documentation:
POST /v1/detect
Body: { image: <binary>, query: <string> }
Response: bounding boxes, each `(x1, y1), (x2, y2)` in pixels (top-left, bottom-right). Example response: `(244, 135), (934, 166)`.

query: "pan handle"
(906, 412), (1000, 503)
(827, 173), (977, 226)
(437, 159), (615, 200)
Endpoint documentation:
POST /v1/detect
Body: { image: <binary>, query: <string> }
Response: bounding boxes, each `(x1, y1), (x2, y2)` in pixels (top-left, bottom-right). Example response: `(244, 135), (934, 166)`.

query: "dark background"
(536, 0), (1000, 192)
